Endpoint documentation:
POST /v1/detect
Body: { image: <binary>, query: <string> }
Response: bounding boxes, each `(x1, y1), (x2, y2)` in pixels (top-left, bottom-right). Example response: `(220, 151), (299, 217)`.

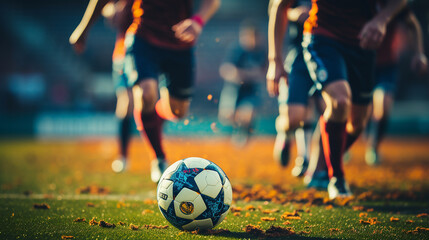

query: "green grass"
(0, 138), (428, 239)
(1, 198), (427, 239)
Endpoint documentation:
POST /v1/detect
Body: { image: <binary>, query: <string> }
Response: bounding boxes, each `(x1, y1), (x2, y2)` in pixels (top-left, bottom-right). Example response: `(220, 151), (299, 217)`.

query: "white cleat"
(328, 177), (352, 200)
(151, 159), (168, 183)
(112, 158), (128, 173)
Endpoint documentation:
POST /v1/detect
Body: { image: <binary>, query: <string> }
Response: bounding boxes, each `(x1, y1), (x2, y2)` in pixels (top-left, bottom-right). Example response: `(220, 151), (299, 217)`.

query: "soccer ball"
(157, 157), (232, 230)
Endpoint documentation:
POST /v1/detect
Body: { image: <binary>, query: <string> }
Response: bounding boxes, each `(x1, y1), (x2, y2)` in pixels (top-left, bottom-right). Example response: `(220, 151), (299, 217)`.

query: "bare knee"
(133, 80), (158, 113)
(323, 81), (352, 121)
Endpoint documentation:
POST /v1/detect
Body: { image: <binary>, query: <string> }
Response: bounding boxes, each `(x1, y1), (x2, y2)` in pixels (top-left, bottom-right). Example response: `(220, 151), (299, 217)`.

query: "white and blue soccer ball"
(157, 157), (232, 230)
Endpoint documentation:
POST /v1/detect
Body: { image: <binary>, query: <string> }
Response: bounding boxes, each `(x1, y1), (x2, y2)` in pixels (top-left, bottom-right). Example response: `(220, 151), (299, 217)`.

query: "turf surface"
(0, 137), (428, 239)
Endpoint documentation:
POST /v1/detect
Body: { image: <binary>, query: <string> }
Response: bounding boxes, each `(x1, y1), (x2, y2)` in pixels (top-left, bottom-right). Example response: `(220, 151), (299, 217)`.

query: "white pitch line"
(0, 192), (156, 201)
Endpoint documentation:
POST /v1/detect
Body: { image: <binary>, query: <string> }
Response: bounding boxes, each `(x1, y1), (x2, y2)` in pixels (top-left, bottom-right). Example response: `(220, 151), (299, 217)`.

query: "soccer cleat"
(111, 157), (128, 173)
(273, 132), (290, 167)
(151, 158), (168, 183)
(291, 156), (309, 177)
(305, 170), (330, 189)
(365, 147), (381, 166)
(327, 177), (352, 200)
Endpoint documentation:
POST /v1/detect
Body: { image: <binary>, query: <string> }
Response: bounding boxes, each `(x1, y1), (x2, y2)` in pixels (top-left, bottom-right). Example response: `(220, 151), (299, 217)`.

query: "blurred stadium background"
(0, 0), (428, 138)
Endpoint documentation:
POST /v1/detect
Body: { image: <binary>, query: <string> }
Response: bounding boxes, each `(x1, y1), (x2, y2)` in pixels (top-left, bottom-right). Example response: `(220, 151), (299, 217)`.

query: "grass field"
(1, 136), (428, 239)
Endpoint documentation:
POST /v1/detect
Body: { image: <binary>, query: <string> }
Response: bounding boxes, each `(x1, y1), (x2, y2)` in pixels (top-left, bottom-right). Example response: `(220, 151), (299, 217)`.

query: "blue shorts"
(375, 64), (398, 94)
(303, 34), (376, 105)
(112, 58), (128, 92)
(283, 47), (317, 106)
(124, 35), (194, 99)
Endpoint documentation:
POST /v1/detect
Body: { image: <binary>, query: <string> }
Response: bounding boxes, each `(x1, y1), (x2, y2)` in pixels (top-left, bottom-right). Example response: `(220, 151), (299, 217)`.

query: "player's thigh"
(115, 88), (131, 119)
(162, 48), (194, 104)
(132, 79), (159, 112)
(347, 104), (372, 134)
(304, 35), (351, 112)
(286, 49), (315, 107)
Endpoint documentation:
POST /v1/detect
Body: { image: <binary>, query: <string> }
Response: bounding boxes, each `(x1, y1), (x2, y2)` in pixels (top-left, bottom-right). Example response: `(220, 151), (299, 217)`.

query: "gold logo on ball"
(180, 202), (194, 215)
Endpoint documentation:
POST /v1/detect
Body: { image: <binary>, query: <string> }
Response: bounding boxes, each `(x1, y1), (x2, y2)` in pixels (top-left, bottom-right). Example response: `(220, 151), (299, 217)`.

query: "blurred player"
(218, 20), (267, 147)
(269, 0), (319, 178)
(69, 0), (133, 173)
(267, 0), (406, 199)
(366, 8), (427, 165)
(125, 0), (220, 183)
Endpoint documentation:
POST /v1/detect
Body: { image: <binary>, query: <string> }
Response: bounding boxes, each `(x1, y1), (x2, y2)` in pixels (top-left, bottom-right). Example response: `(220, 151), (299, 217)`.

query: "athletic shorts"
(375, 64), (398, 94)
(112, 58), (128, 92)
(303, 34), (376, 105)
(221, 81), (260, 108)
(124, 34), (194, 99)
(283, 47), (317, 106)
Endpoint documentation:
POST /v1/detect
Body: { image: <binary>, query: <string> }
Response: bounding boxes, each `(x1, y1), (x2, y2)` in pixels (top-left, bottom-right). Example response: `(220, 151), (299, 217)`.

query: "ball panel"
(174, 188), (206, 220)
(169, 163), (203, 197)
(159, 201), (192, 230)
(194, 170), (222, 199)
(196, 189), (225, 221)
(182, 218), (213, 231)
(223, 178), (233, 206)
(183, 157), (211, 169)
(205, 162), (227, 184)
(157, 179), (174, 211)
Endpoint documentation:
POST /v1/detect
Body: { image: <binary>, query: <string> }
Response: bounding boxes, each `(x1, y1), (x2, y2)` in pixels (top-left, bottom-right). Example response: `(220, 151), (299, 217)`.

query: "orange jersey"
(112, 34), (127, 61)
(127, 0), (193, 50)
(303, 0), (377, 46)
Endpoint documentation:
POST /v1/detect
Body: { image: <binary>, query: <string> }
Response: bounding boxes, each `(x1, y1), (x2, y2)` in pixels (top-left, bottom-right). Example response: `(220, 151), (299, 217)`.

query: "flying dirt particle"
(89, 217), (98, 226)
(245, 205), (256, 211)
(390, 217), (399, 222)
(143, 199), (157, 205)
(99, 220), (116, 228)
(73, 218), (86, 222)
(130, 224), (139, 230)
(262, 209), (279, 214)
(230, 207), (242, 212)
(142, 224), (169, 229)
(353, 206), (365, 211)
(325, 205), (333, 210)
(184, 119), (190, 125)
(207, 94), (213, 101)
(33, 203), (50, 209)
(142, 209), (154, 215)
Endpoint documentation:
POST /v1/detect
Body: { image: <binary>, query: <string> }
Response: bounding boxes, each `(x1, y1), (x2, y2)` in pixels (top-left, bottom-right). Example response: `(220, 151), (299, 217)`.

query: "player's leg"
(218, 82), (239, 126)
(303, 35), (354, 199)
(231, 83), (258, 147)
(366, 88), (392, 165)
(291, 106), (313, 177)
(125, 35), (167, 182)
(275, 49), (313, 167)
(366, 66), (397, 165)
(132, 79), (168, 183)
(112, 88), (133, 172)
(274, 103), (307, 166)
(320, 81), (353, 199)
